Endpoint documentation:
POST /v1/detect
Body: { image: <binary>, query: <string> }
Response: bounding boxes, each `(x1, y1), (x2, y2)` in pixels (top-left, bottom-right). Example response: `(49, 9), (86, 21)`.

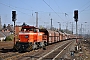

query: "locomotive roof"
(22, 26), (38, 29)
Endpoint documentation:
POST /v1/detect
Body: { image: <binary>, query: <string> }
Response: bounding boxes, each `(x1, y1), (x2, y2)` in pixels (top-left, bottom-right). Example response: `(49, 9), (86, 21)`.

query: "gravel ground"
(81, 39), (90, 60)
(73, 39), (90, 60)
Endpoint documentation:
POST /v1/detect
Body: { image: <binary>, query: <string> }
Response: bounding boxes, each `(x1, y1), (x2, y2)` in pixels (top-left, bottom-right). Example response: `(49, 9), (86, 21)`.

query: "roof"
(22, 25), (38, 29)
(0, 31), (6, 37)
(7, 24), (14, 32)
(2, 32), (11, 36)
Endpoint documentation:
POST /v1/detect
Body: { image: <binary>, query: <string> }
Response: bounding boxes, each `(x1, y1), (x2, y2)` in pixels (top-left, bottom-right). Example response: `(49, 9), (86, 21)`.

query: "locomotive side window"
(20, 26), (39, 33)
(36, 29), (39, 32)
(34, 29), (37, 32)
(21, 29), (24, 31)
(29, 28), (33, 31)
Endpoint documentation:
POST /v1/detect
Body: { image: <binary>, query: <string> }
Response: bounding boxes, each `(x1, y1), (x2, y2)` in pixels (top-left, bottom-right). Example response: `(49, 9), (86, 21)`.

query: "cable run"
(43, 0), (64, 21)
(0, 2), (31, 16)
(80, 4), (90, 13)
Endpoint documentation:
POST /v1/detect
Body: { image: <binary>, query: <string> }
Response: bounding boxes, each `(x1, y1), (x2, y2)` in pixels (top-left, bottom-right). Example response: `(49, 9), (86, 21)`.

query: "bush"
(5, 36), (12, 41)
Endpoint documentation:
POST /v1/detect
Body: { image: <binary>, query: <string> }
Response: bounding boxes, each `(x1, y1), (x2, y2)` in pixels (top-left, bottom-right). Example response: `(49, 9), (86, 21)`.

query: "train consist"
(13, 25), (79, 52)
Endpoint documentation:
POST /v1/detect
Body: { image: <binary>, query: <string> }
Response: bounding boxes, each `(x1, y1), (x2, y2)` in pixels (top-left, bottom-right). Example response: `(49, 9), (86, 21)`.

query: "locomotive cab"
(19, 26), (38, 43)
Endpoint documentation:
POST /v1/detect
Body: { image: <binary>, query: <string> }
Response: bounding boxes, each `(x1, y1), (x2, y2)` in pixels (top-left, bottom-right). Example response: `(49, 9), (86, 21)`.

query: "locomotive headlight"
(19, 39), (20, 41)
(25, 35), (29, 38)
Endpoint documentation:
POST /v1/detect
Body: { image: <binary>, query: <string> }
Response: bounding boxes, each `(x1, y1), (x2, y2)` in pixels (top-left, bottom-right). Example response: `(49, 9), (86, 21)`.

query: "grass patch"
(5, 34), (14, 41)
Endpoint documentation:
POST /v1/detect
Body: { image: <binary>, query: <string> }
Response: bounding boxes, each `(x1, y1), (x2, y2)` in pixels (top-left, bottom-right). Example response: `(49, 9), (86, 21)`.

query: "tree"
(3, 24), (6, 28)
(22, 22), (27, 26)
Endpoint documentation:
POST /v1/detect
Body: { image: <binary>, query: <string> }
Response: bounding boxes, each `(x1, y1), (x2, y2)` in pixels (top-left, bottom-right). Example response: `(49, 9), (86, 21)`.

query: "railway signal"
(74, 10), (79, 52)
(12, 11), (16, 45)
(12, 11), (16, 21)
(74, 10), (78, 43)
(74, 10), (78, 22)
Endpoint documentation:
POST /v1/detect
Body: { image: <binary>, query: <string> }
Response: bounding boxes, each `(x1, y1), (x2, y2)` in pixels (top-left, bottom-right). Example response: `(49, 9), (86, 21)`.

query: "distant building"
(7, 24), (14, 34)
(0, 31), (6, 41)
(15, 25), (22, 38)
(0, 24), (14, 41)
(2, 24), (14, 33)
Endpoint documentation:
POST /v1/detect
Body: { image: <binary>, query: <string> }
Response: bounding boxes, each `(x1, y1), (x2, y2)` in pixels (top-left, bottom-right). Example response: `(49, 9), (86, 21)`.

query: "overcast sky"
(0, 0), (90, 34)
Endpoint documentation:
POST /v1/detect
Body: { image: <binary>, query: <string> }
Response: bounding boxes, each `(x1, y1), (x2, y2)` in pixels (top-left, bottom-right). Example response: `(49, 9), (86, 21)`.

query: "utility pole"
(35, 12), (38, 27)
(84, 22), (87, 35)
(51, 18), (52, 30)
(66, 22), (68, 33)
(81, 24), (83, 37)
(76, 20), (78, 42)
(72, 22), (73, 34)
(58, 22), (61, 31)
(0, 16), (2, 30)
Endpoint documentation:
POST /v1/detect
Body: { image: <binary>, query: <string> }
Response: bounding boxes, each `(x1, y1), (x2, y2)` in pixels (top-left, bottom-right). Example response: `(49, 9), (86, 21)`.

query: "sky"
(0, 0), (90, 34)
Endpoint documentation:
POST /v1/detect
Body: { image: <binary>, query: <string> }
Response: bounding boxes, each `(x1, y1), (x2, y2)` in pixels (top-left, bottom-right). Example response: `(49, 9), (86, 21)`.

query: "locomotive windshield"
(21, 26), (38, 33)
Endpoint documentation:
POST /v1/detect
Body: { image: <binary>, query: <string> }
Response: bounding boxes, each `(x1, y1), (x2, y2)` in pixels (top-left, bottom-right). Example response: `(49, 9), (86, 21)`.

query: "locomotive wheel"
(14, 42), (20, 50)
(33, 42), (38, 50)
(26, 44), (33, 52)
(43, 46), (46, 50)
(13, 44), (20, 52)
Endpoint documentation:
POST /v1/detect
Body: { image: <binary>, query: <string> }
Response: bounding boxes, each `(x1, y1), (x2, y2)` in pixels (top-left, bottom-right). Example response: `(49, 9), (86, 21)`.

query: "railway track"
(0, 40), (73, 60)
(37, 41), (73, 60)
(16, 40), (73, 60)
(0, 51), (35, 60)
(3, 41), (63, 60)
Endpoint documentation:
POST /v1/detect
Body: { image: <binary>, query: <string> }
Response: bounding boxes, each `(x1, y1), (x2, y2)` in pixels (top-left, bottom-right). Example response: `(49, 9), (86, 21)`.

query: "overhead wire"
(53, 0), (64, 14)
(0, 2), (31, 16)
(43, 0), (64, 21)
(80, 4), (90, 13)
(0, 2), (37, 26)
(53, 0), (73, 23)
(79, 1), (90, 13)
(0, 2), (53, 25)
